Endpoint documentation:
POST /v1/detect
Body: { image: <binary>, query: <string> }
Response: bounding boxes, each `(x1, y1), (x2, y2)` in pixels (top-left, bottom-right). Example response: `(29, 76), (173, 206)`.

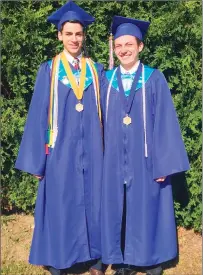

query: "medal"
(75, 102), (84, 112)
(117, 63), (142, 125)
(123, 115), (132, 125)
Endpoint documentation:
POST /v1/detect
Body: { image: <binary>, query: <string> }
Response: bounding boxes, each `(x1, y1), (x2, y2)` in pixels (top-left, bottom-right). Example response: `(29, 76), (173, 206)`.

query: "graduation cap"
(47, 0), (95, 31)
(111, 15), (150, 41)
(108, 16), (150, 69)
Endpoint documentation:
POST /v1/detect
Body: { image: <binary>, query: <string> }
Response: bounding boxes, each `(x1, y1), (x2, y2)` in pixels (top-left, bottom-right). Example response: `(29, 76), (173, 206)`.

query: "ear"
(138, 42), (144, 53)
(58, 31), (63, 41)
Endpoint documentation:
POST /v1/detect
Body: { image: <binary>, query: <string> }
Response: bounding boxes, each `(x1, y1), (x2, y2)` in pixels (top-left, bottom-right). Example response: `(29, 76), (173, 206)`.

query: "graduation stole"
(105, 64), (154, 158)
(45, 53), (101, 154)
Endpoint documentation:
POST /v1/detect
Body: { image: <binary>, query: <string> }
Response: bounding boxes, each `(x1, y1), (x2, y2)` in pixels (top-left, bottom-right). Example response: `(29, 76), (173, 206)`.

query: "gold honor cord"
(61, 52), (86, 112)
(88, 59), (101, 122)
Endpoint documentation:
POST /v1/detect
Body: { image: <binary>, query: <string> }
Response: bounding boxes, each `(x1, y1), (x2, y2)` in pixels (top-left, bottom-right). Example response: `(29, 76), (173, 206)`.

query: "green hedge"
(1, 1), (202, 232)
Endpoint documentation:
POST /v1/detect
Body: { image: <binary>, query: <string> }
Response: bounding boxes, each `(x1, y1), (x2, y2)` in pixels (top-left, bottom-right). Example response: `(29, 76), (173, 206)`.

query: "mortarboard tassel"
(108, 33), (114, 70)
(45, 144), (49, 155)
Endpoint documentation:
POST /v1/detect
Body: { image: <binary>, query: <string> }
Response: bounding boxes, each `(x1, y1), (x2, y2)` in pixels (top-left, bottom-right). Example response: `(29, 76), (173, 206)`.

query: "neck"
(121, 59), (139, 71)
(64, 48), (82, 58)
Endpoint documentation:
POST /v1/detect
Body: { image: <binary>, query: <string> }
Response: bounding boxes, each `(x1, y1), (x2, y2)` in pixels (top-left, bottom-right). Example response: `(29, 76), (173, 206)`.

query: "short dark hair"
(60, 20), (84, 32)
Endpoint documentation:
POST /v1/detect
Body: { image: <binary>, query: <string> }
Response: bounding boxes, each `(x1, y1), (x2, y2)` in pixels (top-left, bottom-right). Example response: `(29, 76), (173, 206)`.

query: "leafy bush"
(1, 1), (202, 231)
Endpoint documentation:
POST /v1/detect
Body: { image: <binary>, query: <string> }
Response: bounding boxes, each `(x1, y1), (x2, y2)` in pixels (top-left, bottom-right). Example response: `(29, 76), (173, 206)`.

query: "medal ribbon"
(117, 62), (142, 115)
(61, 52), (86, 100)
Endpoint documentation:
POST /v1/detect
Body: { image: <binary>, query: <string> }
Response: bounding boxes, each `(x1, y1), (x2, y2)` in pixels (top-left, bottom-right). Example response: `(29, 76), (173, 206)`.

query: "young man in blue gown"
(15, 1), (104, 275)
(101, 16), (190, 275)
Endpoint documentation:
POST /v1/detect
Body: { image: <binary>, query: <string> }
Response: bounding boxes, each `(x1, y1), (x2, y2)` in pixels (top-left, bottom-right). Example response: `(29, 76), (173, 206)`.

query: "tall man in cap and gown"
(15, 1), (105, 275)
(101, 16), (190, 275)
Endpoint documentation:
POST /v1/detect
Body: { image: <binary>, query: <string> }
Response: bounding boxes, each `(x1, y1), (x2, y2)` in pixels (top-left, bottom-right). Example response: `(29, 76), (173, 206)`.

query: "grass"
(2, 215), (17, 226)
(1, 262), (48, 275)
(1, 215), (202, 275)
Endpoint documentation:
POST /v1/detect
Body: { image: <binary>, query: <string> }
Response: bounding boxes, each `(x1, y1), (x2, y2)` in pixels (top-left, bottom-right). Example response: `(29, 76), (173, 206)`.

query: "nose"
(72, 35), (77, 42)
(120, 47), (128, 55)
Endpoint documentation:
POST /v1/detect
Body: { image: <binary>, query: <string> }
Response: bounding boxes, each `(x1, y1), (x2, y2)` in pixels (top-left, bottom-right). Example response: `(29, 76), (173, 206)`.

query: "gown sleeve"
(151, 70), (190, 180)
(15, 62), (51, 176)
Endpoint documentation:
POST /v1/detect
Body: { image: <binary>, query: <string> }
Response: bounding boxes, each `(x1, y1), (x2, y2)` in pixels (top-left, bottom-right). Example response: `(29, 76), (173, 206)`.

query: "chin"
(121, 58), (136, 66)
(120, 59), (131, 65)
(68, 50), (80, 57)
(70, 49), (79, 53)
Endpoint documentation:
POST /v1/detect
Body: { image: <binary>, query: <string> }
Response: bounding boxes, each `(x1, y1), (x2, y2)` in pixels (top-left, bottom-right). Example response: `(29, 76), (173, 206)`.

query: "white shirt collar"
(63, 50), (82, 66)
(120, 60), (140, 74)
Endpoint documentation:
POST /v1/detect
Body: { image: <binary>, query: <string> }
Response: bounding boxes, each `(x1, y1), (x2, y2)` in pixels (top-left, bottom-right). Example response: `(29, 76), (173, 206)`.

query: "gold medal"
(123, 115), (132, 125)
(75, 102), (84, 112)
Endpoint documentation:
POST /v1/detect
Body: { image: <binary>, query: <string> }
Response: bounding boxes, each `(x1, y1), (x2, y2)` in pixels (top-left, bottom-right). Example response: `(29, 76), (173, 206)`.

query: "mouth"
(70, 46), (79, 49)
(120, 55), (131, 59)
(68, 43), (79, 48)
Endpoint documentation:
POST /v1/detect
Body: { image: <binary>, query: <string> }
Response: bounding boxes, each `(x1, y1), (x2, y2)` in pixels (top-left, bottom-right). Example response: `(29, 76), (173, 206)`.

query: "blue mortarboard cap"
(111, 16), (150, 40)
(47, 1), (95, 30)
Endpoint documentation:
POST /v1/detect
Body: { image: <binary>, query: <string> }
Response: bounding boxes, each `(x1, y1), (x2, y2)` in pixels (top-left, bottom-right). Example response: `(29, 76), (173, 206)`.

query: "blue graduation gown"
(101, 66), (190, 266)
(15, 61), (104, 269)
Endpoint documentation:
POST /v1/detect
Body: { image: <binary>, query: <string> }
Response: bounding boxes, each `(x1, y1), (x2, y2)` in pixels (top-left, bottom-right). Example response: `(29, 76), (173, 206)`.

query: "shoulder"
(46, 56), (59, 69)
(141, 65), (168, 87)
(106, 67), (117, 75)
(34, 62), (51, 80)
(47, 59), (52, 68)
(93, 61), (104, 69)
(95, 63), (105, 75)
(105, 67), (118, 81)
(38, 60), (52, 73)
(144, 64), (156, 75)
(144, 66), (171, 96)
(45, 54), (61, 70)
(39, 55), (63, 75)
(86, 58), (103, 68)
(146, 66), (167, 82)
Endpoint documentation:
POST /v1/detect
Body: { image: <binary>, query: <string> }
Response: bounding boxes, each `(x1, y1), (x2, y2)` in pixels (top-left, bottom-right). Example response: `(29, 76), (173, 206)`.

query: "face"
(114, 35), (144, 69)
(58, 22), (84, 57)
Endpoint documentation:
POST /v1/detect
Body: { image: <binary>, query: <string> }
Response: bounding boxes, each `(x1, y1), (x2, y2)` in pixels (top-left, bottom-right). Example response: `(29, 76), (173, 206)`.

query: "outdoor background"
(1, 0), (202, 274)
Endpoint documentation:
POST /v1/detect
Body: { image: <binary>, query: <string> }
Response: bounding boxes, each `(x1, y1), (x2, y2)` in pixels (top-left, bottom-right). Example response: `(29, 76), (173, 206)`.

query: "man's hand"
(155, 176), (166, 182)
(34, 175), (43, 180)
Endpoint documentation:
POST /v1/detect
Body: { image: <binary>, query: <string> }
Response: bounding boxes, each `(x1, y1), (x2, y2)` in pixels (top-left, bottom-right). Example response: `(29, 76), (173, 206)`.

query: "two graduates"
(15, 2), (190, 275)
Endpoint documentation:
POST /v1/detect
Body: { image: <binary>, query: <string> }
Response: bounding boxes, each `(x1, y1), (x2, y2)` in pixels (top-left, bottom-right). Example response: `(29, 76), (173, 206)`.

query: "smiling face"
(58, 21), (84, 57)
(114, 35), (144, 70)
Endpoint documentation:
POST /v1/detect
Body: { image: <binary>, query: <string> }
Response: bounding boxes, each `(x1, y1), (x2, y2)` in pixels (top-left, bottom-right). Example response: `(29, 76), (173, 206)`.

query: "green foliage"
(1, 1), (202, 231)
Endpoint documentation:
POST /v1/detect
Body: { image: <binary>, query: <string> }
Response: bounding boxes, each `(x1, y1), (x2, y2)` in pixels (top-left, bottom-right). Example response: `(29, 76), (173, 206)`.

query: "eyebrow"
(64, 31), (83, 35)
(115, 42), (134, 46)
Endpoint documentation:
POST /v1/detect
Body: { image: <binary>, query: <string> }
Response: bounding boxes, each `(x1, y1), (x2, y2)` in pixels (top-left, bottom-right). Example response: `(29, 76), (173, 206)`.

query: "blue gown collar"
(106, 64), (155, 92)
(48, 59), (95, 90)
